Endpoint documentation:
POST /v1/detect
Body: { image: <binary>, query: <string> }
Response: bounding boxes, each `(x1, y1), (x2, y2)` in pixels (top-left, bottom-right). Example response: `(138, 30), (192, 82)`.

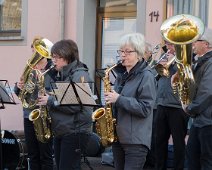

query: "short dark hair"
(51, 39), (79, 64)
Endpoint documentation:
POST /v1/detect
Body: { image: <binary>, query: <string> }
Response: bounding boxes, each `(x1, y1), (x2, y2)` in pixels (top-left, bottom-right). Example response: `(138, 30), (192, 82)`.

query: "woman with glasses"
(105, 33), (157, 170)
(37, 39), (93, 170)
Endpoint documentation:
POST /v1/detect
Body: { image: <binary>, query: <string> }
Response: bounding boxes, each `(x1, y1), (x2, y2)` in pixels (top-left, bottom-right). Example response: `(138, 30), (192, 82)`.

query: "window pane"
(0, 0), (22, 37)
(100, 17), (136, 104)
(100, 0), (137, 7)
(166, 0), (208, 26)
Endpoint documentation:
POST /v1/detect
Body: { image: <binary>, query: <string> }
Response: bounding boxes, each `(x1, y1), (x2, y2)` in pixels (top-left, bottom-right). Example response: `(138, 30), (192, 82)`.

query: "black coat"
(46, 60), (93, 137)
(113, 60), (157, 149)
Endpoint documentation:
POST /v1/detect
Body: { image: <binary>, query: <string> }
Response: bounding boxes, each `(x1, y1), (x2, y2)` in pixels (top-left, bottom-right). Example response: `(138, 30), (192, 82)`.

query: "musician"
(143, 42), (152, 63)
(14, 37), (53, 170)
(177, 28), (212, 170)
(154, 41), (189, 170)
(37, 39), (93, 170)
(105, 33), (157, 170)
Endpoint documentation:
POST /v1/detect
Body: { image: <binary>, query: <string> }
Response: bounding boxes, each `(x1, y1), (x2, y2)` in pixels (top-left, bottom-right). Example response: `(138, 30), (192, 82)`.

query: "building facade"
(0, 0), (211, 130)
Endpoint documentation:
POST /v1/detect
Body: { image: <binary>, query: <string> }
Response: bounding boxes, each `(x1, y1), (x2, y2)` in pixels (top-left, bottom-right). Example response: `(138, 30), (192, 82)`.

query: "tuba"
(92, 62), (121, 147)
(18, 38), (53, 108)
(160, 14), (204, 104)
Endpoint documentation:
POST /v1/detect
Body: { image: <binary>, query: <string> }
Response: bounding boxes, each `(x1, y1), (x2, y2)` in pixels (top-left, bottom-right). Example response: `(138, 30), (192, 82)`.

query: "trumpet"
(153, 53), (176, 77)
(148, 43), (170, 68)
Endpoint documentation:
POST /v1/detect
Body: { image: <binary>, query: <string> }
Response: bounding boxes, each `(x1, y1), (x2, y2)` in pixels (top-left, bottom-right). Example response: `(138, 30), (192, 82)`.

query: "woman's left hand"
(105, 90), (119, 104)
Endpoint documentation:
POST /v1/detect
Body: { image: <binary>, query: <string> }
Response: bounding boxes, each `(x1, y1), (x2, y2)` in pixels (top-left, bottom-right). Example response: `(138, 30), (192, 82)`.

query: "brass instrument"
(29, 65), (54, 143)
(148, 43), (162, 67)
(18, 37), (53, 143)
(153, 52), (176, 77)
(160, 14), (204, 104)
(149, 44), (176, 77)
(92, 62), (121, 147)
(19, 38), (53, 108)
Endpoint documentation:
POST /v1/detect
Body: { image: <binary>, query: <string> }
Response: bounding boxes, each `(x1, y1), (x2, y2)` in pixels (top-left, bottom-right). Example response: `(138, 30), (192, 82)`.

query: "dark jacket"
(187, 51), (212, 128)
(113, 60), (157, 149)
(46, 60), (93, 137)
(156, 62), (182, 108)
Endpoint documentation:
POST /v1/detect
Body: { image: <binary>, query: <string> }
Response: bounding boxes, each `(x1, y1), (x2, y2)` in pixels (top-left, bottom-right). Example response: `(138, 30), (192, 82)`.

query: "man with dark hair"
(154, 41), (189, 170)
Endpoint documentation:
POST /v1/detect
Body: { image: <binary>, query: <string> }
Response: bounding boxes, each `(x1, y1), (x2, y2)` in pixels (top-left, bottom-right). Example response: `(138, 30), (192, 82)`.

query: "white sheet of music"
(54, 82), (96, 105)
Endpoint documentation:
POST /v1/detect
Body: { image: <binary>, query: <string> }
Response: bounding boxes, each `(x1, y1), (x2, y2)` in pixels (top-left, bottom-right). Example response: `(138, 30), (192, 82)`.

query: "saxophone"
(92, 62), (120, 147)
(29, 65), (54, 143)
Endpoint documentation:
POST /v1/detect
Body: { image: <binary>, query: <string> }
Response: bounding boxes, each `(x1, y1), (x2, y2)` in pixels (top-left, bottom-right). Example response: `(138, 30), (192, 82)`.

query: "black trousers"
(187, 125), (212, 170)
(112, 142), (148, 170)
(53, 132), (90, 170)
(154, 105), (189, 170)
(24, 118), (53, 170)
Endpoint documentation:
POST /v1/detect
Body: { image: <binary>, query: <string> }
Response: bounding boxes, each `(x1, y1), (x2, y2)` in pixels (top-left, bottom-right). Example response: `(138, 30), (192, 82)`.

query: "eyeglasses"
(117, 50), (136, 56)
(197, 40), (204, 41)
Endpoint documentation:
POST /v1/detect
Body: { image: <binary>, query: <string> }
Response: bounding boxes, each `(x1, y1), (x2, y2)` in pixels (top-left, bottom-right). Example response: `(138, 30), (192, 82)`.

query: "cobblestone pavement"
(80, 156), (188, 170)
(80, 156), (156, 170)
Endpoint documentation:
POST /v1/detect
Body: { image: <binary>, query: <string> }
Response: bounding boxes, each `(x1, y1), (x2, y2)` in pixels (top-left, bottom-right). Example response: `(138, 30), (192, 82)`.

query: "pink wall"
(145, 0), (166, 60)
(0, 0), (63, 130)
(64, 0), (77, 41)
(0, 0), (168, 131)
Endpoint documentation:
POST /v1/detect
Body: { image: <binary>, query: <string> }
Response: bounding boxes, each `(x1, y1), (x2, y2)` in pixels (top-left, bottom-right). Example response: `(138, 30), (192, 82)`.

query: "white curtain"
(166, 0), (208, 26)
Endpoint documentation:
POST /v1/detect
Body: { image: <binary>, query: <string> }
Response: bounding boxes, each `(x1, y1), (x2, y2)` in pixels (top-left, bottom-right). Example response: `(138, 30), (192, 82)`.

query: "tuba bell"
(18, 37), (53, 108)
(160, 14), (204, 105)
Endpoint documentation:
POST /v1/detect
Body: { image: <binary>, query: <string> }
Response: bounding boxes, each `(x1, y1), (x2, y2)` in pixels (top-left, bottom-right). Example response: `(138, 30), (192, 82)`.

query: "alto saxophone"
(92, 62), (121, 147)
(29, 65), (54, 143)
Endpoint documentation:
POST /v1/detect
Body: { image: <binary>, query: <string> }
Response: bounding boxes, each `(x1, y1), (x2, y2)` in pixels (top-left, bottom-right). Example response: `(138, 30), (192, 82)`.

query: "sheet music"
(0, 80), (15, 104)
(54, 83), (78, 105)
(53, 82), (97, 106)
(74, 83), (96, 105)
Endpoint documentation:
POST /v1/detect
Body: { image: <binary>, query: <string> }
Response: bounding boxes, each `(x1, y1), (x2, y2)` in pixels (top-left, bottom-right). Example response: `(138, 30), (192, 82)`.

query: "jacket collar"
(59, 60), (79, 80)
(128, 59), (148, 76)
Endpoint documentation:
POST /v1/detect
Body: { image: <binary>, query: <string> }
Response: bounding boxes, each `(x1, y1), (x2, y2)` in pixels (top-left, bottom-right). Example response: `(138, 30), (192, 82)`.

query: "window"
(166, 0), (209, 26)
(100, 0), (137, 7)
(95, 0), (137, 104)
(0, 0), (22, 38)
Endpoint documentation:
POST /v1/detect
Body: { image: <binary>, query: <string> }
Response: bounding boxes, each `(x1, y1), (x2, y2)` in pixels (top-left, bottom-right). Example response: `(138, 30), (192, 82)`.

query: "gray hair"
(119, 33), (145, 59)
(145, 42), (152, 52)
(199, 28), (212, 48)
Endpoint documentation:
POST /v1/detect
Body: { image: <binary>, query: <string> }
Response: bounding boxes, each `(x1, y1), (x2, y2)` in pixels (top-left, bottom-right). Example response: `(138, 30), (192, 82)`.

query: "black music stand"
(0, 80), (16, 109)
(0, 118), (2, 170)
(51, 81), (99, 170)
(51, 81), (98, 107)
(96, 68), (117, 86)
(0, 80), (16, 170)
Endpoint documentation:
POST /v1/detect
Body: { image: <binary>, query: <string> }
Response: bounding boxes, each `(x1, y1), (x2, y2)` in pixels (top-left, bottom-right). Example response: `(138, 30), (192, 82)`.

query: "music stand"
(51, 81), (99, 170)
(51, 81), (98, 107)
(0, 80), (16, 109)
(0, 117), (2, 170)
(0, 80), (16, 170)
(95, 68), (117, 85)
